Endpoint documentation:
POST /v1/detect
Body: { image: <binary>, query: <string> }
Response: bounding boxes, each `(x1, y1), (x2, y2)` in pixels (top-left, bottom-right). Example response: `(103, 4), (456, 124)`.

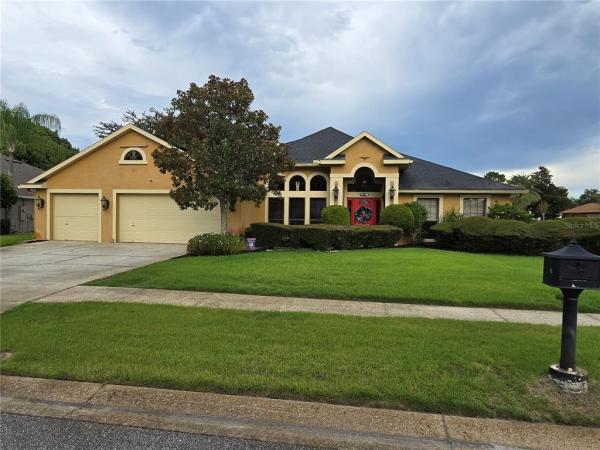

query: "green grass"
(1, 302), (599, 426)
(91, 248), (600, 312)
(0, 233), (33, 247)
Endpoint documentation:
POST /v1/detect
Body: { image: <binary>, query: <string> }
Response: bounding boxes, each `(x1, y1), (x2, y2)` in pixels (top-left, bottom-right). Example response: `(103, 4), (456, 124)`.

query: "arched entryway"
(346, 167), (383, 225)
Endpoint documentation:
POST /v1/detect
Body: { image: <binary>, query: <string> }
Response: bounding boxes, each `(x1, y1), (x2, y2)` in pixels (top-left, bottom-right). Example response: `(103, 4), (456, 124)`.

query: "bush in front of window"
(487, 203), (533, 222)
(406, 201), (429, 240)
(321, 205), (350, 225)
(380, 204), (415, 234)
(250, 223), (403, 251)
(187, 233), (247, 256)
(431, 216), (600, 255)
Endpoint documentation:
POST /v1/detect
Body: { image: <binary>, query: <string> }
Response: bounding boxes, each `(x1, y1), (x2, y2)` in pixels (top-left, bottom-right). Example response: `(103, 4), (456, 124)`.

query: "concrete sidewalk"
(2, 376), (599, 449)
(36, 285), (600, 326)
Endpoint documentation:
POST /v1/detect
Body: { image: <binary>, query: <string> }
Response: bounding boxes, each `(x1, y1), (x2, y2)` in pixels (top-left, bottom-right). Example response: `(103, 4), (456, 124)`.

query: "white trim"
(111, 189), (171, 242)
(323, 131), (407, 160)
(313, 159), (346, 165)
(383, 159), (413, 165)
(397, 189), (527, 194)
(119, 147), (148, 165)
(459, 195), (492, 216)
(27, 124), (171, 184)
(294, 163), (320, 168)
(413, 195), (444, 222)
(18, 183), (47, 189)
(46, 189), (102, 242)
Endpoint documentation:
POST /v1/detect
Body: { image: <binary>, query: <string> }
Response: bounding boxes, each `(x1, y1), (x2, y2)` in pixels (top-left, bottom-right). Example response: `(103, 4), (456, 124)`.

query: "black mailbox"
(542, 240), (600, 393)
(543, 240), (600, 289)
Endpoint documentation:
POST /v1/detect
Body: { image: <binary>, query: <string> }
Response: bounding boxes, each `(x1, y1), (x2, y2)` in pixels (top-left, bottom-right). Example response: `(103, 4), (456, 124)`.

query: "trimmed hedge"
(321, 205), (350, 225)
(432, 217), (600, 255)
(380, 204), (415, 233)
(187, 233), (247, 256)
(251, 223), (403, 251)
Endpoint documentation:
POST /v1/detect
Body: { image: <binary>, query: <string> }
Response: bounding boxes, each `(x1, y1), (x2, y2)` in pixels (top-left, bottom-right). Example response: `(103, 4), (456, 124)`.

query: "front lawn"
(91, 248), (600, 312)
(1, 302), (599, 426)
(0, 233), (33, 247)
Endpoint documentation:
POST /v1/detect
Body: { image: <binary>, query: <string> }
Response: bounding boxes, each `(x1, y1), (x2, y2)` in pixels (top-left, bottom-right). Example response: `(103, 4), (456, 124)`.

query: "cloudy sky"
(2, 1), (599, 195)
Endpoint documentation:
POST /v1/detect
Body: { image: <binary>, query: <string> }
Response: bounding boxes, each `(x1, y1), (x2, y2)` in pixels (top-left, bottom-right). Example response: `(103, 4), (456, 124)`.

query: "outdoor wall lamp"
(36, 197), (45, 209)
(333, 183), (339, 204)
(389, 183), (396, 203)
(542, 240), (600, 393)
(100, 196), (110, 210)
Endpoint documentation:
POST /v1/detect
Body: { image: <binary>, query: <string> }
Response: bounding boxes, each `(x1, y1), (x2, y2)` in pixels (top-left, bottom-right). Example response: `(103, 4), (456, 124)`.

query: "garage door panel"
(53, 194), (99, 241)
(118, 194), (220, 243)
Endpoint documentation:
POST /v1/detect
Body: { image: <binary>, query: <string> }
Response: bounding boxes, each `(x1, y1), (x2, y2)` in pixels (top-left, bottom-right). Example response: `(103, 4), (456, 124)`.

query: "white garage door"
(118, 194), (221, 243)
(52, 193), (99, 241)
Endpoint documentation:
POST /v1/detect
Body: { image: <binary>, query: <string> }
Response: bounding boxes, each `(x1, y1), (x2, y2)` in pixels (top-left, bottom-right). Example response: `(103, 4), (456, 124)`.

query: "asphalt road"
(0, 413), (316, 450)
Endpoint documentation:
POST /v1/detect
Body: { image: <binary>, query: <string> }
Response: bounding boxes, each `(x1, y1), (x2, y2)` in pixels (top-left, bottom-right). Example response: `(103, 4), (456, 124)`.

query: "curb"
(2, 376), (599, 449)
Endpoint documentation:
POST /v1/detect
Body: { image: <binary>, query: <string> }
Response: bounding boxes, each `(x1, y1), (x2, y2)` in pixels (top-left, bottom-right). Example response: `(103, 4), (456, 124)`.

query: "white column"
(283, 196), (289, 225)
(304, 196), (311, 224)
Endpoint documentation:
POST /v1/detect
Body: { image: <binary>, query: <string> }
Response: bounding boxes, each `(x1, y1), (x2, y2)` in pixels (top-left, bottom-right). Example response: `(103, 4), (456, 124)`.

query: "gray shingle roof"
(286, 127), (519, 191)
(0, 154), (44, 197)
(286, 127), (353, 163)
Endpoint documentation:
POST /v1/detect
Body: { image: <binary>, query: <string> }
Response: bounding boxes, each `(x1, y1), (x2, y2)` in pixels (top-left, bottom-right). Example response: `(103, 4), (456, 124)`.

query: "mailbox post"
(543, 240), (600, 393)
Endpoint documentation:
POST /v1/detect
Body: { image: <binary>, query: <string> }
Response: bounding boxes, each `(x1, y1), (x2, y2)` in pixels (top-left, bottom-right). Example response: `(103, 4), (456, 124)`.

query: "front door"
(349, 198), (378, 225)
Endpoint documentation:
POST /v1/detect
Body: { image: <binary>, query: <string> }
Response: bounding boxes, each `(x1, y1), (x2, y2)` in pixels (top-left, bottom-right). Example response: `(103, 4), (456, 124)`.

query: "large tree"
(574, 188), (600, 205)
(0, 100), (77, 169)
(529, 166), (572, 219)
(483, 171), (506, 183)
(149, 76), (294, 233)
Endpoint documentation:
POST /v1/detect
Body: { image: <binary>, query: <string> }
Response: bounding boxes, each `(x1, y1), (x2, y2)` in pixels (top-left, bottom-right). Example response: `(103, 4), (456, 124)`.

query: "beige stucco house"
(20, 124), (524, 243)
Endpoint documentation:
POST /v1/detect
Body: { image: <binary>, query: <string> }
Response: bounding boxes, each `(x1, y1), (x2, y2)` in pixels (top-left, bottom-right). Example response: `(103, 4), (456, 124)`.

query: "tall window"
(289, 198), (305, 225)
(310, 175), (327, 191)
(268, 198), (284, 223)
(417, 198), (440, 222)
(463, 198), (487, 217)
(289, 175), (305, 191)
(310, 198), (326, 224)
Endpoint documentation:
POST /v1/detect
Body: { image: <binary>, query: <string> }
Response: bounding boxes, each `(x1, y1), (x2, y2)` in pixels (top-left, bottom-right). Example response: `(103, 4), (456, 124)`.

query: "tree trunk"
(219, 200), (228, 234)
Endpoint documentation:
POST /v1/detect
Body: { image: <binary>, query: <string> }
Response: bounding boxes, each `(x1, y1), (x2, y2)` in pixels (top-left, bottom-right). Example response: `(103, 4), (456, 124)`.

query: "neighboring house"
(1, 153), (44, 233)
(20, 124), (525, 243)
(561, 203), (600, 218)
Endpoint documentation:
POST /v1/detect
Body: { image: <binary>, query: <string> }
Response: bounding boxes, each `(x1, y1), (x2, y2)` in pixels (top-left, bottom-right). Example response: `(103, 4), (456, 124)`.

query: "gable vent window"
(119, 148), (147, 165)
(124, 150), (143, 160)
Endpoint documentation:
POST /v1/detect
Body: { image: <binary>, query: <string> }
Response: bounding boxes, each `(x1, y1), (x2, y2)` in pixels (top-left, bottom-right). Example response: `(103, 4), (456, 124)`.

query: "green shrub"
(187, 233), (247, 256)
(442, 206), (462, 223)
(487, 203), (533, 222)
(432, 217), (600, 255)
(250, 223), (403, 251)
(321, 205), (350, 225)
(380, 204), (415, 233)
(406, 201), (429, 239)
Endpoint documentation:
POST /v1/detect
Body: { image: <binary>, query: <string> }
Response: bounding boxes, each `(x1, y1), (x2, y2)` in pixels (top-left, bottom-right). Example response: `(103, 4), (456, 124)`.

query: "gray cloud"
(2, 1), (598, 194)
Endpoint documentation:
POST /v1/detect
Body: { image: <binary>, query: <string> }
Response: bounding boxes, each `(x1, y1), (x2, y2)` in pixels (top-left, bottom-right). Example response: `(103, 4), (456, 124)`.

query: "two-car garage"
(49, 192), (221, 244)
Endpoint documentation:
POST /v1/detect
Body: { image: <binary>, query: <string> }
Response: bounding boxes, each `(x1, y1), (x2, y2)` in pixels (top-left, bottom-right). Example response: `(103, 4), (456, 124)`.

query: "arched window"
(289, 175), (306, 191)
(310, 175), (327, 191)
(124, 149), (144, 160)
(269, 177), (285, 192)
(119, 148), (147, 164)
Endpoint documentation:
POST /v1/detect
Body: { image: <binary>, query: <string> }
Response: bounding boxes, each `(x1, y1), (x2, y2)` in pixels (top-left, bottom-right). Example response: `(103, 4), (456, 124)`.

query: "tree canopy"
(0, 100), (77, 170)
(0, 172), (18, 211)
(483, 171), (506, 183)
(97, 76), (294, 233)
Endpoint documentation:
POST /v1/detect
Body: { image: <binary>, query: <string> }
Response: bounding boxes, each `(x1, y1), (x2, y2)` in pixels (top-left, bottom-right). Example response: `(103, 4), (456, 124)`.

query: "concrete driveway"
(0, 241), (185, 312)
